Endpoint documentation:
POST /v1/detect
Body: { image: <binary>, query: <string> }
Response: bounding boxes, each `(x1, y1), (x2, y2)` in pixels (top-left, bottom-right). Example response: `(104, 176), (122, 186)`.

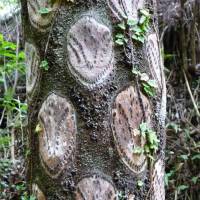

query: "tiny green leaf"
(116, 33), (124, 39)
(35, 124), (42, 133)
(132, 34), (138, 41)
(192, 177), (198, 184)
(0, 34), (3, 42)
(40, 60), (49, 71)
(147, 154), (155, 160)
(131, 27), (143, 33)
(147, 80), (158, 88)
(30, 195), (37, 200)
(140, 9), (150, 17)
(115, 38), (124, 46)
(139, 15), (146, 25)
(127, 18), (137, 26)
(118, 22), (126, 30)
(144, 145), (150, 153)
(124, 38), (128, 43)
(142, 83), (156, 97)
(38, 7), (52, 14)
(133, 146), (144, 154)
(137, 36), (145, 43)
(132, 67), (141, 76)
(140, 73), (149, 82)
(177, 185), (189, 192)
(139, 122), (148, 134)
(147, 130), (159, 145)
(137, 180), (144, 187)
(192, 154), (200, 160)
(179, 155), (188, 160)
(0, 78), (4, 83)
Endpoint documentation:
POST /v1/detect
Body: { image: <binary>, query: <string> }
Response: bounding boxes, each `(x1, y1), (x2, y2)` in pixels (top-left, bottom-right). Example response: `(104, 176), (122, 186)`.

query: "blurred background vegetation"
(0, 0), (199, 199)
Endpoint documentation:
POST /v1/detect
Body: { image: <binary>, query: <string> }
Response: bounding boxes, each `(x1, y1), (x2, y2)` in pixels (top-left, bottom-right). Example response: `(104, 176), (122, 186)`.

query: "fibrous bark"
(21, 0), (166, 199)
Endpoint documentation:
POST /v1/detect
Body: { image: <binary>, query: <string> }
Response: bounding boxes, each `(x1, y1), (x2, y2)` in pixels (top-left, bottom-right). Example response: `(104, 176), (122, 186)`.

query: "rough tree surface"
(21, 0), (166, 199)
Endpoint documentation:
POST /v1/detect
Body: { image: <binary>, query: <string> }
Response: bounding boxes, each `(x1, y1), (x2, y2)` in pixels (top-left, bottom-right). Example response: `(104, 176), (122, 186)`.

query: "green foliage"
(166, 122), (180, 133)
(140, 122), (159, 157)
(165, 121), (200, 198)
(0, 34), (25, 75)
(0, 90), (27, 128)
(25, 195), (37, 200)
(38, 7), (52, 14)
(179, 154), (189, 161)
(177, 185), (189, 193)
(132, 123), (159, 160)
(21, 193), (36, 200)
(165, 170), (175, 187)
(40, 60), (49, 71)
(118, 22), (126, 30)
(0, 159), (24, 199)
(0, 33), (27, 129)
(132, 66), (158, 97)
(0, 158), (35, 199)
(115, 9), (151, 46)
(164, 53), (175, 61)
(117, 191), (127, 200)
(115, 33), (128, 46)
(0, 33), (25, 76)
(35, 123), (42, 134)
(137, 180), (144, 187)
(142, 80), (157, 97)
(191, 177), (198, 184)
(131, 9), (150, 43)
(133, 146), (144, 154)
(0, 134), (11, 150)
(0, 33), (28, 199)
(0, 159), (12, 175)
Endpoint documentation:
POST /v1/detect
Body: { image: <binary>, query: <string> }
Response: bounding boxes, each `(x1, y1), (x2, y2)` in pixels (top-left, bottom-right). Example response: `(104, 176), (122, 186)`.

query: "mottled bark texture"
(21, 0), (166, 199)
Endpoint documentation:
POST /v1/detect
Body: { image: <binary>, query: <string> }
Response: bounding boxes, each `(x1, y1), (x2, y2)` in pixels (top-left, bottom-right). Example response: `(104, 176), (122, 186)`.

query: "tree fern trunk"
(21, 0), (166, 199)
